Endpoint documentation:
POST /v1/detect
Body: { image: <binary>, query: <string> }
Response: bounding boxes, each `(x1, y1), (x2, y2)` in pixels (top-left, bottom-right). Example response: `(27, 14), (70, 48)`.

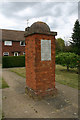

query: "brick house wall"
(2, 29), (25, 56)
(2, 41), (25, 56)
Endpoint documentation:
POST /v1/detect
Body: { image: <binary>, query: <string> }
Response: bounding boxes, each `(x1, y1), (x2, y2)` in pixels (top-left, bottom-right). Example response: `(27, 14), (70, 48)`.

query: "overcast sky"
(0, 1), (79, 44)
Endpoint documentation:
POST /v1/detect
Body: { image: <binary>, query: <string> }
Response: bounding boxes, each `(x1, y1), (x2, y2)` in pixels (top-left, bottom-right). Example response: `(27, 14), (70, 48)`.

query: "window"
(4, 41), (12, 46)
(3, 52), (9, 56)
(23, 52), (25, 55)
(14, 52), (18, 56)
(20, 41), (25, 46)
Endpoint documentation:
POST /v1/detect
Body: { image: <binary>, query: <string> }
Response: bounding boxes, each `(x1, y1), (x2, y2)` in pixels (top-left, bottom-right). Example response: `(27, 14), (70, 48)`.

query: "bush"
(0, 56), (2, 64)
(2, 56), (25, 68)
(56, 52), (80, 71)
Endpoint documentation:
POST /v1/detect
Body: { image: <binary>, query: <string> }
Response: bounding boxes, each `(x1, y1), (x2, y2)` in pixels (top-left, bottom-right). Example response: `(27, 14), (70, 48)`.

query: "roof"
(1, 29), (25, 41)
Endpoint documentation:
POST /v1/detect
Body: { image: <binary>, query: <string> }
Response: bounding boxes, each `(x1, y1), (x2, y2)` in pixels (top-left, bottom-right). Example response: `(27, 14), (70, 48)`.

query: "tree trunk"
(67, 65), (69, 71)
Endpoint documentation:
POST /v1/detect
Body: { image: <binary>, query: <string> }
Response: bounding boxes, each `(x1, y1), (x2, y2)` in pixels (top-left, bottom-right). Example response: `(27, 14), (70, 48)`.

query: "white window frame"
(20, 41), (25, 46)
(3, 52), (9, 56)
(14, 52), (19, 56)
(4, 41), (12, 46)
(23, 52), (25, 55)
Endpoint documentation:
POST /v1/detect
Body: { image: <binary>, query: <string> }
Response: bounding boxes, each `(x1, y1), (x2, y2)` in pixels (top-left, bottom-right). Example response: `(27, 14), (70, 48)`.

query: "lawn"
(0, 77), (9, 89)
(10, 65), (79, 89)
(55, 65), (78, 89)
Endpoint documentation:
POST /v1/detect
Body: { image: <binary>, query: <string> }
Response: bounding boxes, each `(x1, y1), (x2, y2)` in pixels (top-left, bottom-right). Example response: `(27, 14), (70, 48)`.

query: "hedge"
(2, 56), (25, 68)
(0, 56), (2, 64)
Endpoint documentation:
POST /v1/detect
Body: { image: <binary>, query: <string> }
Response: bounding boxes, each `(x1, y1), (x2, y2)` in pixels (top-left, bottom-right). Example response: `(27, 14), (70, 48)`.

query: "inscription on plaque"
(41, 40), (51, 61)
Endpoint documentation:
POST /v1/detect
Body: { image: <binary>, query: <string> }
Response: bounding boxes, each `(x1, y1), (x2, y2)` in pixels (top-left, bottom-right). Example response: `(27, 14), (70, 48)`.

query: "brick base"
(25, 86), (58, 99)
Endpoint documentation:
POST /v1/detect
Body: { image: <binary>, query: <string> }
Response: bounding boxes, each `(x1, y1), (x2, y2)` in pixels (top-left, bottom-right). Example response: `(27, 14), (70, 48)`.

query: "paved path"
(2, 68), (78, 118)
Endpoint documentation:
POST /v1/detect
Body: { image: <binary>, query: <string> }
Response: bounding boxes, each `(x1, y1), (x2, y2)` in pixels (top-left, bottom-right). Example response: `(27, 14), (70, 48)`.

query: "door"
(14, 52), (18, 56)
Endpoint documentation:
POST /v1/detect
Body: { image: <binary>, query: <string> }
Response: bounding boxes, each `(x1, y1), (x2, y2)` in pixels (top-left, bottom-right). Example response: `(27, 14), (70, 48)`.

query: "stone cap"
(24, 21), (57, 37)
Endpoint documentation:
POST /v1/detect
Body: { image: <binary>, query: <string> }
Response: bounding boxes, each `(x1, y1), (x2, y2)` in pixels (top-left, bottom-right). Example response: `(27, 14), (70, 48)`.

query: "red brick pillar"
(24, 21), (57, 97)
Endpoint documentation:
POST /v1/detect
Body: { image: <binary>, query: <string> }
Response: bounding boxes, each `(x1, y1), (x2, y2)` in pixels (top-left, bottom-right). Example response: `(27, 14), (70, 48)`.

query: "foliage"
(56, 52), (80, 71)
(56, 38), (65, 54)
(64, 45), (73, 52)
(0, 56), (2, 64)
(2, 56), (25, 68)
(71, 19), (80, 55)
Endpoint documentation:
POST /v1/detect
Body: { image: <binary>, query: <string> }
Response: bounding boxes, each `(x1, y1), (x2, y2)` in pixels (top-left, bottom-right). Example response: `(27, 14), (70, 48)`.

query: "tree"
(64, 45), (72, 52)
(56, 52), (80, 71)
(71, 19), (80, 55)
(56, 38), (65, 54)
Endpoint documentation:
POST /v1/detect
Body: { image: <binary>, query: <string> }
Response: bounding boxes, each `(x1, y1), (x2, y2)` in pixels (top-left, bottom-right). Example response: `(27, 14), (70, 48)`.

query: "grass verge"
(0, 77), (9, 89)
(10, 67), (26, 78)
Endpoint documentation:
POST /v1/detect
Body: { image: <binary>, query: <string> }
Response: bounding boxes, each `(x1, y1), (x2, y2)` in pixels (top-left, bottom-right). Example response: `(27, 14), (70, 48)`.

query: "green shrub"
(0, 56), (2, 64)
(56, 52), (80, 71)
(2, 56), (25, 68)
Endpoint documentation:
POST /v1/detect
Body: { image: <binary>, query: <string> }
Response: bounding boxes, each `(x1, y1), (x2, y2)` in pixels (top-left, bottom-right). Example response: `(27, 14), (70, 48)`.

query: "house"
(2, 29), (25, 56)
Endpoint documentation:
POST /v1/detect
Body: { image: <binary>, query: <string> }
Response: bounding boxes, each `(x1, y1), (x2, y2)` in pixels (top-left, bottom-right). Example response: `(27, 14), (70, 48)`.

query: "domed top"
(29, 21), (50, 32)
(24, 21), (57, 37)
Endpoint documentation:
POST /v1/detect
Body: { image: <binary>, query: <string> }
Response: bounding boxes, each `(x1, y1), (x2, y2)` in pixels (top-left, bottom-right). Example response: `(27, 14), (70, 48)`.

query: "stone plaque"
(41, 40), (51, 61)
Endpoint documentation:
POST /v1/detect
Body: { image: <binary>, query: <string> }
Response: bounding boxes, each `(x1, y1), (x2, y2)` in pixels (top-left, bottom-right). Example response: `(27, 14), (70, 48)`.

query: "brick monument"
(24, 21), (57, 97)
